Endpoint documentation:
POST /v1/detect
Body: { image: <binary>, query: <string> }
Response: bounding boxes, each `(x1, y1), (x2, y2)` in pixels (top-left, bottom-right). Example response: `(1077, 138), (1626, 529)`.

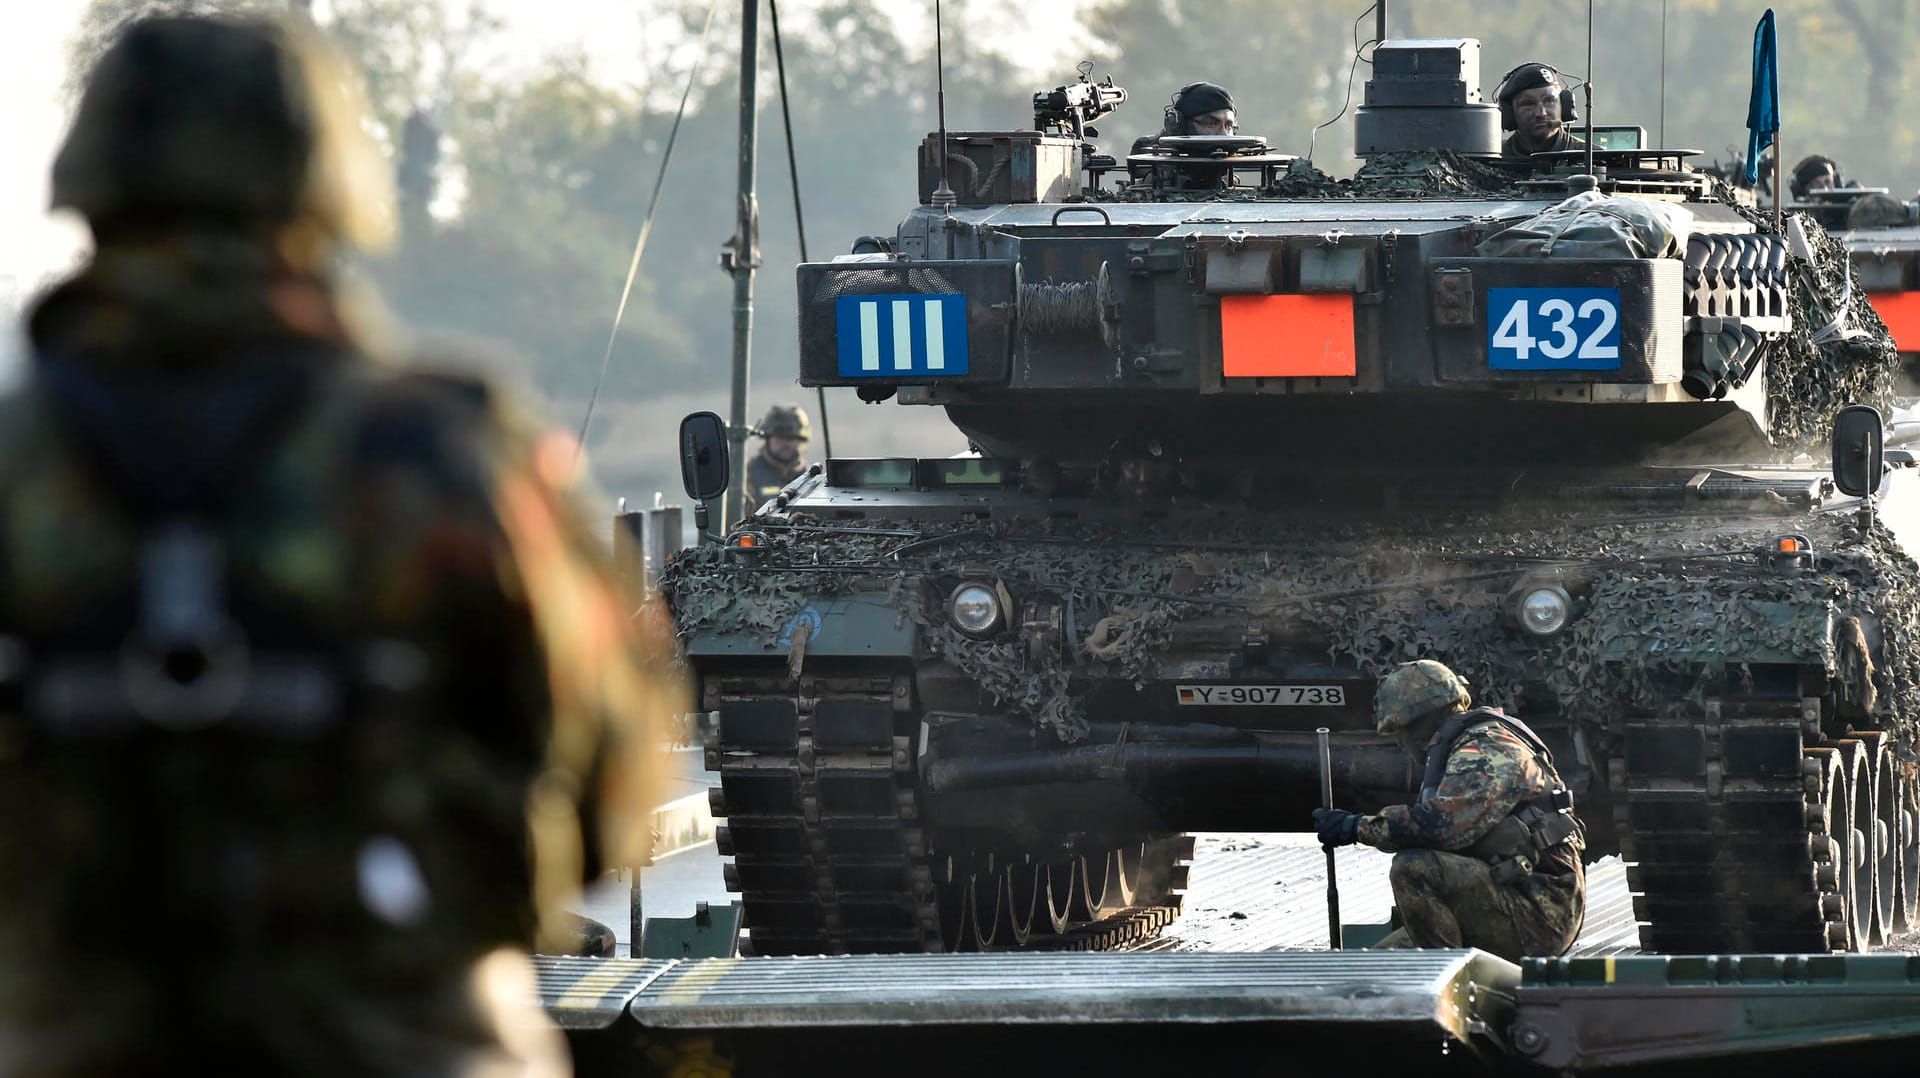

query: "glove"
(1312, 807), (1362, 848)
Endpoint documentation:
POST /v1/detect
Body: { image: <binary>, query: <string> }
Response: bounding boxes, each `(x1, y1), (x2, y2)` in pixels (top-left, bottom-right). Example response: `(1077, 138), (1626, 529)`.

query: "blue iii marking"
(836, 293), (970, 377)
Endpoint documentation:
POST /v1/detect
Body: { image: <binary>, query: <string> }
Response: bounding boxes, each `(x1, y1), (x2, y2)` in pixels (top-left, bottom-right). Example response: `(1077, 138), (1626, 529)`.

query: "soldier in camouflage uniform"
(0, 14), (685, 1075)
(1312, 660), (1585, 961)
(740, 403), (811, 523)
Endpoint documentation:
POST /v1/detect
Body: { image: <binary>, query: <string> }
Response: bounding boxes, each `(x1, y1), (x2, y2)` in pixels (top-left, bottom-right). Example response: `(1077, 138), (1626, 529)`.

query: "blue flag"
(1744, 8), (1778, 185)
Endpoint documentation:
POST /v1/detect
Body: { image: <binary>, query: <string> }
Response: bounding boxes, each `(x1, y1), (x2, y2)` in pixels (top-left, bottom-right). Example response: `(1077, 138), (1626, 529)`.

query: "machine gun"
(1032, 61), (1126, 140)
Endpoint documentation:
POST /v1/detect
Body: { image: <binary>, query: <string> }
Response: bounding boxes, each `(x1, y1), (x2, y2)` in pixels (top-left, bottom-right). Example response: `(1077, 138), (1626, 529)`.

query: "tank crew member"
(1161, 81), (1237, 137)
(1312, 660), (1586, 961)
(1, 13), (685, 1072)
(1789, 154), (1844, 200)
(1130, 82), (1240, 189)
(1495, 62), (1588, 159)
(741, 402), (811, 521)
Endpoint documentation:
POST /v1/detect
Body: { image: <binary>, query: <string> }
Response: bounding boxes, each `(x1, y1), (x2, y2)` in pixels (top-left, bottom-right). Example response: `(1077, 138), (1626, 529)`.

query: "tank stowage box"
(917, 131), (1081, 206)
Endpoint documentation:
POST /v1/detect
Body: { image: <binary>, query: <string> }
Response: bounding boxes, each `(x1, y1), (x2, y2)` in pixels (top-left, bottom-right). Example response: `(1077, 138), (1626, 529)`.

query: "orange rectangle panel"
(1867, 291), (1920, 352)
(1220, 294), (1357, 377)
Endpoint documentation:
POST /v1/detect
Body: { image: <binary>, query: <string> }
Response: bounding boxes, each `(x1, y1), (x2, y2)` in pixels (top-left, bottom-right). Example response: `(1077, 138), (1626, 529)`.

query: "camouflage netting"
(664, 506), (1920, 761)
(1744, 203), (1901, 446)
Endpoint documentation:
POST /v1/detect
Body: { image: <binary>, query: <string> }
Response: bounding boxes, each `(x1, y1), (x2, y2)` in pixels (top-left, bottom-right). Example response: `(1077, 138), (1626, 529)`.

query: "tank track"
(706, 671), (1190, 955)
(1613, 691), (1903, 953)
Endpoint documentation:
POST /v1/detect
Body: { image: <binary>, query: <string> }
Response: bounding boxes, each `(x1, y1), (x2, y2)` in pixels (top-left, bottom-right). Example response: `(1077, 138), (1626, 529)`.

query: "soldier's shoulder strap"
(1420, 707), (1555, 799)
(1470, 712), (1556, 765)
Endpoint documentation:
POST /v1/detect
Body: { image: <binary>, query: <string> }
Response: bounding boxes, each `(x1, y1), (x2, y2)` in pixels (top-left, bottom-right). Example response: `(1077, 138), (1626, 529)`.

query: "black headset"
(1494, 63), (1578, 131)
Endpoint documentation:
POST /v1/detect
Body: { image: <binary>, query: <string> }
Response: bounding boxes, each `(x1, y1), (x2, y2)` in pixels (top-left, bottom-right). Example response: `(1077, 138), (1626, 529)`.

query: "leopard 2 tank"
(663, 38), (1920, 957)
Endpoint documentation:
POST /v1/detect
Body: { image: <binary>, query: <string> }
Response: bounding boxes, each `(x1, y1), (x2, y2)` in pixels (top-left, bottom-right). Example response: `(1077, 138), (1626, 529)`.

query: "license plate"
(1175, 684), (1347, 706)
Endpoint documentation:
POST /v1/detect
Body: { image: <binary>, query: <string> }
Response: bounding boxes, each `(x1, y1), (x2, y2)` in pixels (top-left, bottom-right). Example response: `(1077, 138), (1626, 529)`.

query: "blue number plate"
(835, 293), (970, 378)
(1487, 287), (1623, 370)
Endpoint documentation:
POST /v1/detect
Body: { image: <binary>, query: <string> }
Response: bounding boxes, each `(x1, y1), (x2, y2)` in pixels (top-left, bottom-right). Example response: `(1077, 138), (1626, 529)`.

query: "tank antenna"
(930, 0), (956, 214)
(1583, 0), (1596, 178)
(1658, 0), (1668, 148)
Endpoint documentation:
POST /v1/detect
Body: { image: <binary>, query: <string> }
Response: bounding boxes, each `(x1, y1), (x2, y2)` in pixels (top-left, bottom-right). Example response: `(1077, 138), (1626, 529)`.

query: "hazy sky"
(0, 1), (1090, 318)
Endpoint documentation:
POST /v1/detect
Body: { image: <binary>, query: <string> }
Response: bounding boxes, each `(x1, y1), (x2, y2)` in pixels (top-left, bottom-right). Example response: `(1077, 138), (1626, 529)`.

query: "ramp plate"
(535, 956), (675, 1030)
(627, 950), (1517, 1041)
(1516, 953), (1920, 1071)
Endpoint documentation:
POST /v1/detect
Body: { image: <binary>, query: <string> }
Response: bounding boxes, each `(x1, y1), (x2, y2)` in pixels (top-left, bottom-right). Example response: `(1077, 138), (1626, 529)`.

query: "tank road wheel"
(935, 855), (970, 951)
(998, 857), (1040, 947)
(1108, 843), (1144, 909)
(1041, 858), (1077, 935)
(965, 855), (1004, 950)
(1072, 853), (1110, 920)
(1900, 764), (1920, 933)
(1837, 740), (1874, 950)
(1862, 732), (1900, 945)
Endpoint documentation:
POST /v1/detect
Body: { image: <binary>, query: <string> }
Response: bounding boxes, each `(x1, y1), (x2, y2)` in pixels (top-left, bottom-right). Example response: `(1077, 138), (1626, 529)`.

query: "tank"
(1823, 186), (1920, 391)
(662, 39), (1920, 957)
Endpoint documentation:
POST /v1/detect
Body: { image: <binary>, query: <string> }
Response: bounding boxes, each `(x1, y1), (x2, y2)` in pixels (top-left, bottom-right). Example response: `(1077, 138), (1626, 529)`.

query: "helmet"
(1373, 660), (1471, 735)
(759, 404), (811, 441)
(51, 15), (394, 251)
(1493, 62), (1577, 132)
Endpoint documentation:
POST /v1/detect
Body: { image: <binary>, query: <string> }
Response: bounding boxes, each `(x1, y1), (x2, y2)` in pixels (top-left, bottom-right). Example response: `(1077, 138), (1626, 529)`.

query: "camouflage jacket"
(1357, 716), (1578, 872)
(1502, 127), (1588, 159)
(741, 447), (806, 522)
(0, 246), (687, 970)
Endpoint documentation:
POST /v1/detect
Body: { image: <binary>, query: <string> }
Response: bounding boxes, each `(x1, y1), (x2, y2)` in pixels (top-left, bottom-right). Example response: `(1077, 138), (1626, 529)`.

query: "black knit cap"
(1173, 82), (1235, 119)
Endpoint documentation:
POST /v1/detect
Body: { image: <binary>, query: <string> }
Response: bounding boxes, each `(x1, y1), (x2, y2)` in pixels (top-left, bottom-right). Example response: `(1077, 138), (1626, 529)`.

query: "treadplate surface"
(624, 950), (1517, 1038)
(534, 956), (676, 1030)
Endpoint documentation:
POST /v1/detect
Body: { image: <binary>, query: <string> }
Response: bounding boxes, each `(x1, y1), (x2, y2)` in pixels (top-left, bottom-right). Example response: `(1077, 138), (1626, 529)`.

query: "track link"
(1614, 693), (1852, 953)
(708, 672), (1190, 954)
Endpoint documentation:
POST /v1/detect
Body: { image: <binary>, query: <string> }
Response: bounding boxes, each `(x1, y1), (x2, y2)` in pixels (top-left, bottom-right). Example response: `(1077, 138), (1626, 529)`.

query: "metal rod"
(767, 0), (831, 460)
(1317, 727), (1343, 950)
(724, 0), (761, 531)
(1375, 0), (1385, 45)
(1659, 0), (1668, 149)
(1774, 137), (1784, 233)
(930, 0), (956, 213)
(1584, 0), (1595, 178)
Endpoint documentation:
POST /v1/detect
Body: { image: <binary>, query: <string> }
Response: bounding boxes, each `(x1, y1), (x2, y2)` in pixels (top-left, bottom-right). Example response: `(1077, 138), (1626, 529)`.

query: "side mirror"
(1832, 404), (1886, 498)
(679, 411), (731, 502)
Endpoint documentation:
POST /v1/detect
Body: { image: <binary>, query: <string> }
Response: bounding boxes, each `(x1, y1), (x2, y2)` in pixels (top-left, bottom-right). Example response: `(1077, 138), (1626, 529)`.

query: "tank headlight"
(1516, 585), (1572, 637)
(948, 583), (1003, 636)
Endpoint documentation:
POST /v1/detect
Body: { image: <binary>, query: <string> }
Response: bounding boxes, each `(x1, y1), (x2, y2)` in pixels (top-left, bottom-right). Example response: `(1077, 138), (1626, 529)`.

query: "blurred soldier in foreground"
(740, 403), (811, 522)
(1496, 62), (1587, 159)
(1312, 660), (1585, 961)
(0, 14), (684, 1075)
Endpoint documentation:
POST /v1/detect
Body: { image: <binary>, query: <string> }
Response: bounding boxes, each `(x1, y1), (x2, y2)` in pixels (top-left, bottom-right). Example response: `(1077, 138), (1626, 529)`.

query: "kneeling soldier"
(1313, 660), (1586, 960)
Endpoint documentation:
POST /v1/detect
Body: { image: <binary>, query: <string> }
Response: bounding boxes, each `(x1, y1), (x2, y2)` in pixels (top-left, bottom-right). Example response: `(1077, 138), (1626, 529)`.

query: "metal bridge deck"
(1144, 833), (1640, 956)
